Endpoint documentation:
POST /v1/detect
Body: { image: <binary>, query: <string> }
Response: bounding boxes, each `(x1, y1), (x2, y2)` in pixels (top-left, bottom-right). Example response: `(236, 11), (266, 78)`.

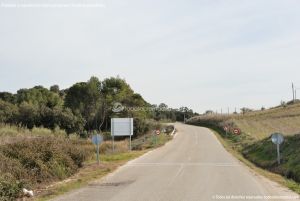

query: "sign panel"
(92, 134), (103, 145)
(111, 118), (134, 136)
(91, 134), (103, 165)
(271, 133), (284, 145)
(233, 128), (241, 135)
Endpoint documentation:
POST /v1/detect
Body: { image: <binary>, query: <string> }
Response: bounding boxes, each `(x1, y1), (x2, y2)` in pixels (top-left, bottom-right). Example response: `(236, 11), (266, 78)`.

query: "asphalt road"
(52, 123), (299, 201)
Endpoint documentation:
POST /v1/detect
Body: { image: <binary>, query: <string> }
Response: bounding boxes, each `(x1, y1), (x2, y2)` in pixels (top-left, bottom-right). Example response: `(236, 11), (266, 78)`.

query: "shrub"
(0, 174), (24, 201)
(0, 137), (94, 200)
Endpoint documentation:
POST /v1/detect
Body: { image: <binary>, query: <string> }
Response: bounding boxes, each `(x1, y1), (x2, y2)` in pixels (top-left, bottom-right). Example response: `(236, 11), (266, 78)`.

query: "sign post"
(155, 129), (160, 146)
(271, 133), (284, 165)
(223, 126), (229, 136)
(92, 134), (103, 165)
(129, 122), (132, 151)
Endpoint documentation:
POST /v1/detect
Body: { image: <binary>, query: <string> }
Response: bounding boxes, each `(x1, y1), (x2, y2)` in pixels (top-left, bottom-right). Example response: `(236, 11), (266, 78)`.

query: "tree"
(65, 77), (102, 131)
(18, 102), (39, 129)
(240, 107), (253, 114)
(101, 77), (139, 129)
(55, 108), (85, 134)
(0, 100), (18, 124)
(0, 92), (16, 104)
(50, 85), (60, 94)
(16, 86), (62, 108)
(205, 110), (214, 115)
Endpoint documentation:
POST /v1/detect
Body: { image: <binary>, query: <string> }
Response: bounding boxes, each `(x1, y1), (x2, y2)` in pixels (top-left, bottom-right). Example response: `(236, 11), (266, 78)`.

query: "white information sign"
(111, 118), (133, 136)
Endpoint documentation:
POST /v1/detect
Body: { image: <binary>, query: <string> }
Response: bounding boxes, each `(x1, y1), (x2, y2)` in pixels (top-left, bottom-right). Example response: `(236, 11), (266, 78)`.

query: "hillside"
(189, 102), (300, 141)
(234, 103), (300, 140)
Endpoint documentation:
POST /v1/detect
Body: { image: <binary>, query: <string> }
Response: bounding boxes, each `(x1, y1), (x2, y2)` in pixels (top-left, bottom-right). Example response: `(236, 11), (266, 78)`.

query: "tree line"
(0, 76), (197, 137)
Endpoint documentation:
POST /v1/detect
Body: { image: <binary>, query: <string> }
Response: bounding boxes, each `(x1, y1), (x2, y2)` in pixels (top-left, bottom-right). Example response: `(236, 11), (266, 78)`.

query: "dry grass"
(234, 103), (300, 139)
(189, 102), (300, 140)
(0, 124), (67, 145)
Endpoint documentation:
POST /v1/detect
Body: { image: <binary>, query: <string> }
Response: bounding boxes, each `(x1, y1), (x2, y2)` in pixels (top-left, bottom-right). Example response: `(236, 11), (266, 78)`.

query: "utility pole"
(292, 83), (295, 102)
(296, 87), (300, 101)
(228, 107), (229, 115)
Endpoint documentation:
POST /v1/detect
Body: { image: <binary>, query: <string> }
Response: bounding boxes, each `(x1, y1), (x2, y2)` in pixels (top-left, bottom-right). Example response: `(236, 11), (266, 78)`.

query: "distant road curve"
(52, 123), (299, 201)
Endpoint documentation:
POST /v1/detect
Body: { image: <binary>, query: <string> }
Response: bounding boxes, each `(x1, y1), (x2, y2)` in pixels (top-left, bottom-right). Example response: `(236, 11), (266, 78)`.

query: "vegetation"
(243, 134), (300, 183)
(0, 76), (184, 200)
(0, 124), (173, 200)
(0, 76), (196, 136)
(0, 136), (93, 200)
(187, 102), (300, 189)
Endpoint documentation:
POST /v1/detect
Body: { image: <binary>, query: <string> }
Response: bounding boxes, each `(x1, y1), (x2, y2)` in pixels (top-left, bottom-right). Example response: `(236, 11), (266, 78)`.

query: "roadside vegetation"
(187, 102), (300, 192)
(0, 76), (183, 200)
(0, 133), (93, 200)
(0, 123), (175, 200)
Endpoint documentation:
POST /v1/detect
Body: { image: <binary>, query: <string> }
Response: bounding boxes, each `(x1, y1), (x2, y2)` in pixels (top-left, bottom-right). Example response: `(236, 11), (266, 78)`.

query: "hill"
(234, 103), (300, 140)
(189, 102), (300, 140)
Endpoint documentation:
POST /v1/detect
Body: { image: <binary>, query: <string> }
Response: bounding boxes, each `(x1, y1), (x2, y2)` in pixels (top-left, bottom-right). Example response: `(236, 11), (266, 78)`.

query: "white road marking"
(127, 162), (240, 167)
(167, 164), (184, 186)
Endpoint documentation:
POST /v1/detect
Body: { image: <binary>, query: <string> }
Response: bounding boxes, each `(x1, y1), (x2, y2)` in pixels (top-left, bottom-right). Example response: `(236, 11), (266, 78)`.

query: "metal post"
(129, 134), (132, 151)
(277, 143), (280, 165)
(292, 83), (295, 102)
(112, 135), (115, 153)
(129, 118), (132, 151)
(96, 142), (100, 165)
(111, 118), (115, 153)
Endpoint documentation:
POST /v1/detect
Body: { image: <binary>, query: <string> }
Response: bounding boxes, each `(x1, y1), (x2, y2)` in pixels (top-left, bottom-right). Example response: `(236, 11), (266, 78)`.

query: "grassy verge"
(210, 128), (300, 194)
(242, 134), (300, 184)
(34, 133), (172, 200)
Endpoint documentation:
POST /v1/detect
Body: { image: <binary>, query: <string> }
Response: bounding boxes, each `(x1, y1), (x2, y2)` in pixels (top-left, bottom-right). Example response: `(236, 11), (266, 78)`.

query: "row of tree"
(0, 76), (197, 136)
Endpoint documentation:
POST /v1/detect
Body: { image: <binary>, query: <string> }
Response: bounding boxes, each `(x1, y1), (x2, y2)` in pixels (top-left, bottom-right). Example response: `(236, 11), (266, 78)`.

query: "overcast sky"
(1, 0), (300, 113)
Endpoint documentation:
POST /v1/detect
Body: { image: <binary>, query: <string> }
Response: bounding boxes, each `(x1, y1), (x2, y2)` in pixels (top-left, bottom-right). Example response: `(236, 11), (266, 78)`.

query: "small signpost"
(233, 128), (241, 135)
(92, 134), (103, 165)
(271, 133), (284, 165)
(223, 126), (229, 135)
(155, 129), (160, 146)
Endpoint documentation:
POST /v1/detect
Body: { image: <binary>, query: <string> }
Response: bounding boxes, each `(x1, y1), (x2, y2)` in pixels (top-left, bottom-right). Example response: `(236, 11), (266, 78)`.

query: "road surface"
(52, 123), (299, 201)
